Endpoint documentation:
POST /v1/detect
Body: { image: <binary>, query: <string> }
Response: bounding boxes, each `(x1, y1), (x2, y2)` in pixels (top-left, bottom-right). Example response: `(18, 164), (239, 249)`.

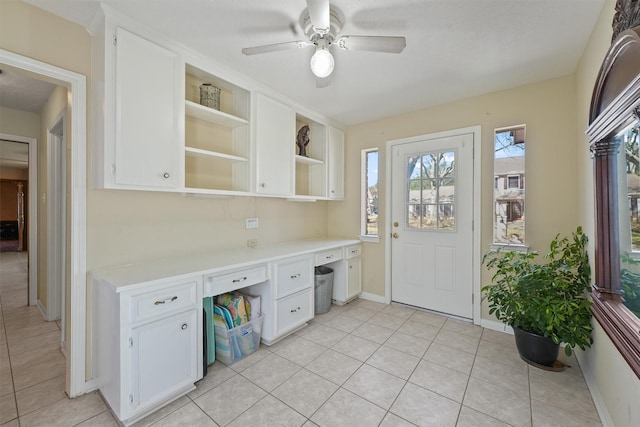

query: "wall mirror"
(587, 0), (640, 377)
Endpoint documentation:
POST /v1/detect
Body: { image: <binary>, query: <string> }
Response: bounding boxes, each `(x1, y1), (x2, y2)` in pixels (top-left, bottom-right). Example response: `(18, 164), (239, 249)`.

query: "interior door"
(390, 131), (474, 318)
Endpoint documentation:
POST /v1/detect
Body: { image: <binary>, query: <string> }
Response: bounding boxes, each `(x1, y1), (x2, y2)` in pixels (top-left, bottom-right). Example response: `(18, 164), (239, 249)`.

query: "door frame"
(385, 126), (482, 324)
(45, 113), (65, 325)
(0, 134), (38, 306)
(0, 49), (87, 397)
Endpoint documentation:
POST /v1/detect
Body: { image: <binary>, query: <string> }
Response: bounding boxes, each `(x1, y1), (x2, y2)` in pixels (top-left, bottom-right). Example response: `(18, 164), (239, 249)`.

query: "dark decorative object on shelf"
(296, 125), (310, 157)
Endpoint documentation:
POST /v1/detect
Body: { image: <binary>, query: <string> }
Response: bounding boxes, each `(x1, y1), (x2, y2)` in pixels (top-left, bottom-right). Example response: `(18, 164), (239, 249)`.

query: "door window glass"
(406, 151), (456, 230)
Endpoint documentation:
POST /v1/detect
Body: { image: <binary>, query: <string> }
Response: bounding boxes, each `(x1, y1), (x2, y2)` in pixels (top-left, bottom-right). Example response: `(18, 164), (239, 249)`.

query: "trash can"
(314, 266), (334, 314)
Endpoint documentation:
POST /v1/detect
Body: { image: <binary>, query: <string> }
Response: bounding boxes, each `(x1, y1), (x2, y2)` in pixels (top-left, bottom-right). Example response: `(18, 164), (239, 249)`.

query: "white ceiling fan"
(241, 0), (406, 85)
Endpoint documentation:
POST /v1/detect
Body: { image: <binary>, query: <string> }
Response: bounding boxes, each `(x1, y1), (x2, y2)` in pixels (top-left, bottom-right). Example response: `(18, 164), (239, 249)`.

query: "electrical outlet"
(247, 239), (257, 248)
(245, 217), (259, 229)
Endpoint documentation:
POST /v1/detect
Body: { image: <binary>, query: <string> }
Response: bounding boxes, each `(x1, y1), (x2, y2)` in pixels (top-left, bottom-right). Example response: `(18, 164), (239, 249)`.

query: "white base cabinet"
(248, 254), (314, 345)
(93, 276), (202, 426)
(332, 245), (362, 304)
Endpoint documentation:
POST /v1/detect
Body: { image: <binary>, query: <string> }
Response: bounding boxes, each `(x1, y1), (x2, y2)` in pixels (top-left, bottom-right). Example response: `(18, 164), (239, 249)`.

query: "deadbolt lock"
(393, 221), (399, 227)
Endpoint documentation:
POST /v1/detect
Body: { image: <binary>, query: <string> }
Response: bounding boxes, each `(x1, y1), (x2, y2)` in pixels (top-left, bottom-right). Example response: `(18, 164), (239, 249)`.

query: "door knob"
(392, 232), (399, 238)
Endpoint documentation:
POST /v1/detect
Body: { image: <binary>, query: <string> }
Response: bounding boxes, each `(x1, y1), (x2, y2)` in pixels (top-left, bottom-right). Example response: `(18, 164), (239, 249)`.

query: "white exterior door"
(390, 130), (475, 319)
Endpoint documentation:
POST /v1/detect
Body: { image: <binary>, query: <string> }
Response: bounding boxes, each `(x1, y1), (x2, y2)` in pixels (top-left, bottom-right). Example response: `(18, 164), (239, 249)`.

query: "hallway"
(0, 251), (108, 425)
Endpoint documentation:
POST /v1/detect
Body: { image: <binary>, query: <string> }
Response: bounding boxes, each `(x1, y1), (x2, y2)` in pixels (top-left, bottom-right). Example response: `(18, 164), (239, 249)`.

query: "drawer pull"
(181, 323), (188, 330)
(290, 273), (301, 279)
(290, 307), (301, 313)
(232, 276), (248, 283)
(326, 255), (333, 259)
(154, 296), (178, 305)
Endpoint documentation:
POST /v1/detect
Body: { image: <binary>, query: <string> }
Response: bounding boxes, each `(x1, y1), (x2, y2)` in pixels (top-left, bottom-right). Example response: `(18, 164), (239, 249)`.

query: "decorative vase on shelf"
(199, 83), (221, 111)
(296, 125), (310, 157)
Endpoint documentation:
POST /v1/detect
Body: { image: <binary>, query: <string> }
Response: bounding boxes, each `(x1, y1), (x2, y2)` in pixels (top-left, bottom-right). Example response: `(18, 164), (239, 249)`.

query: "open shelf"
(184, 62), (250, 194)
(295, 155), (324, 165)
(294, 115), (327, 198)
(185, 100), (248, 128)
(185, 146), (248, 163)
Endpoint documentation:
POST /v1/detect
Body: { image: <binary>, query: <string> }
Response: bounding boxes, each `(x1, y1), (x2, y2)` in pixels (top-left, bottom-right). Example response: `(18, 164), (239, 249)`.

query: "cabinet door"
(346, 258), (362, 300)
(327, 127), (344, 199)
(255, 94), (295, 196)
(131, 309), (198, 411)
(115, 27), (181, 189)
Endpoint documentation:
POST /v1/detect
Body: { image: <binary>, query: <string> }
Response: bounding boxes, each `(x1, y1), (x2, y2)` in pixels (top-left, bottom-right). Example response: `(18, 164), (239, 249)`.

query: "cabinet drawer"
(274, 256), (312, 298)
(315, 249), (342, 266)
(130, 280), (198, 323)
(204, 265), (267, 296)
(275, 288), (313, 336)
(345, 245), (361, 259)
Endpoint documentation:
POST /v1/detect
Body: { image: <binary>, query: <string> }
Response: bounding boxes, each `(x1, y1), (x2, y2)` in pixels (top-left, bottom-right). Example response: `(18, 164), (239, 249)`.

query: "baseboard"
(480, 318), (514, 335)
(357, 292), (386, 304)
(84, 378), (99, 393)
(575, 351), (615, 427)
(36, 300), (47, 319)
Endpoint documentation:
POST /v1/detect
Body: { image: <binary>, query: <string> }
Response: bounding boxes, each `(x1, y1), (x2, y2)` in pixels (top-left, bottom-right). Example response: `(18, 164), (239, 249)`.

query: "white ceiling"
(0, 66), (56, 113)
(23, 0), (606, 126)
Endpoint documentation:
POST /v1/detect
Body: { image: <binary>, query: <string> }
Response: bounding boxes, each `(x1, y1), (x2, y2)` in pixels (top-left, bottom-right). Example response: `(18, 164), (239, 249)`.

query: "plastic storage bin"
(314, 266), (334, 314)
(214, 314), (264, 365)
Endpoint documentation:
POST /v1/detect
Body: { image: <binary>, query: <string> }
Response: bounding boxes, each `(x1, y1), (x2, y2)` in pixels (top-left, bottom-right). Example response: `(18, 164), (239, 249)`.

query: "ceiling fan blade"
(307, 0), (330, 32)
(242, 40), (312, 55)
(336, 36), (406, 53)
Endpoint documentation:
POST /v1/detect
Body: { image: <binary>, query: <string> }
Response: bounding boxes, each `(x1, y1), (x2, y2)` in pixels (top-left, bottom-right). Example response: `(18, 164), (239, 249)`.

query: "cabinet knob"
(260, 183), (267, 188)
(163, 172), (170, 179)
(331, 190), (335, 194)
(181, 323), (188, 330)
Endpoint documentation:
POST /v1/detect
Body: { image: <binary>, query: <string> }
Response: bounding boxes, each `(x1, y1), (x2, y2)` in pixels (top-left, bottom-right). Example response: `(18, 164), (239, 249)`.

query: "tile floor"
(0, 250), (602, 426)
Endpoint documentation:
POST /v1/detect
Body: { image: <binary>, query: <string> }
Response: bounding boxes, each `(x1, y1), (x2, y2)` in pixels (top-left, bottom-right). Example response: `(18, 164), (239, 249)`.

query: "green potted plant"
(482, 226), (593, 368)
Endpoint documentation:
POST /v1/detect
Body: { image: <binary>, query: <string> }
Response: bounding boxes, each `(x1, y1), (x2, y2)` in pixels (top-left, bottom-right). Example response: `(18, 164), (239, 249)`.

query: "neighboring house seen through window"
(493, 125), (526, 245)
(362, 149), (379, 238)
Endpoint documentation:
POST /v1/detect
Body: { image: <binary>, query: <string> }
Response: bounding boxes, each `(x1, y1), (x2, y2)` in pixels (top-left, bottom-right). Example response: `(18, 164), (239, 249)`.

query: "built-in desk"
(91, 239), (361, 426)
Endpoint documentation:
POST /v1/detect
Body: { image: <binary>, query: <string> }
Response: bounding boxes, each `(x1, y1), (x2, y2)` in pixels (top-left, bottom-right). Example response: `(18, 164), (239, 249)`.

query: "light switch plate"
(245, 217), (259, 229)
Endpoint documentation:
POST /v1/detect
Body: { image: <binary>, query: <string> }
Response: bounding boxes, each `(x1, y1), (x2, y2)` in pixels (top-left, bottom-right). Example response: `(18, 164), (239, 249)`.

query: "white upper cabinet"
(254, 93), (295, 196)
(327, 126), (345, 200)
(90, 9), (344, 199)
(93, 21), (182, 190)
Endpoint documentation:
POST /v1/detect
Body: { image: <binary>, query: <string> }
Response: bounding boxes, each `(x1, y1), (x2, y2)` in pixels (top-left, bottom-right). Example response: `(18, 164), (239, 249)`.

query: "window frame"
(361, 148), (379, 242)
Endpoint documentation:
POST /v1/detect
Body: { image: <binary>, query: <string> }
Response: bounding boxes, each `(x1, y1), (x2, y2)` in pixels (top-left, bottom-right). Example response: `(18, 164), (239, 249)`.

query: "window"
(493, 125), (526, 245)
(406, 151), (456, 230)
(362, 149), (378, 238)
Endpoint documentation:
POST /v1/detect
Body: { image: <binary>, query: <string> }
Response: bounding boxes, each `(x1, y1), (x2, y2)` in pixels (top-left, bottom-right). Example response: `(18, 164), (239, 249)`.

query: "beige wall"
(575, 1), (640, 426)
(330, 75), (580, 302)
(0, 106), (39, 138)
(87, 191), (329, 269)
(0, 167), (28, 181)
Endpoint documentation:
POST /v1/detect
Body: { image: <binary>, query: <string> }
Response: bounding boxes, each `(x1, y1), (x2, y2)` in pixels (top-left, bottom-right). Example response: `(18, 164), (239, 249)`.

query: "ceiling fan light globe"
(310, 48), (334, 78)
